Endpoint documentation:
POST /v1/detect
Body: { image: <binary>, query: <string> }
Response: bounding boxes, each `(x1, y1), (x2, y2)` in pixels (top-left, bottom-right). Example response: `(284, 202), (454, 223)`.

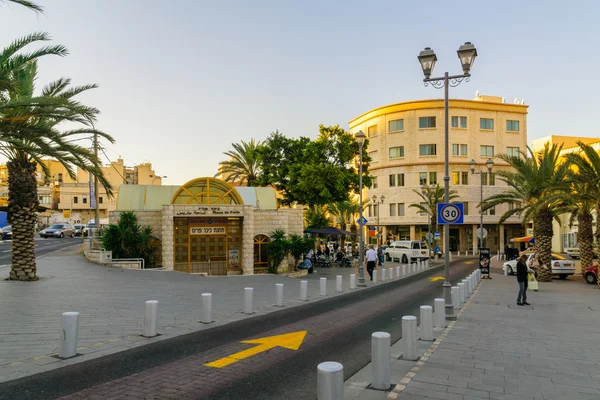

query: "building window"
(461, 172), (469, 185)
(367, 205), (372, 218)
(369, 150), (379, 163)
(481, 173), (488, 186)
(480, 145), (494, 157)
(398, 173), (405, 187)
(451, 116), (467, 128)
(73, 196), (78, 204)
(429, 172), (437, 185)
(452, 172), (460, 185)
(464, 202), (469, 215)
(99, 197), (103, 204)
(452, 144), (468, 156)
(419, 116), (436, 129)
(83, 197), (87, 204)
(368, 125), (378, 137)
(419, 144), (437, 156)
(388, 119), (404, 132)
(372, 176), (378, 189)
(389, 173), (405, 187)
(480, 172), (495, 186)
(489, 205), (496, 215)
(507, 146), (520, 157)
(480, 118), (494, 130)
(389, 146), (404, 159)
(419, 172), (427, 185)
(506, 120), (520, 132)
(398, 203), (405, 216)
(389, 203), (396, 217)
(419, 202), (428, 216)
(374, 204), (379, 217)
(253, 235), (270, 270)
(389, 174), (396, 187)
(489, 172), (495, 186)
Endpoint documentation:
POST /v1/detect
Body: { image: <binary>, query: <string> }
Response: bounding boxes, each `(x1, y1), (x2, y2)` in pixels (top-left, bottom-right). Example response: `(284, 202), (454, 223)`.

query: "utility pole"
(93, 133), (99, 228)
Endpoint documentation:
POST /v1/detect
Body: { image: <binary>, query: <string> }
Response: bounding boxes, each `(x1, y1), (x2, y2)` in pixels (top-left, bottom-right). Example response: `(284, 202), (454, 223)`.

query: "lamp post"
(418, 42), (477, 321)
(372, 194), (385, 246)
(421, 185), (433, 259)
(356, 130), (367, 287)
(470, 158), (494, 251)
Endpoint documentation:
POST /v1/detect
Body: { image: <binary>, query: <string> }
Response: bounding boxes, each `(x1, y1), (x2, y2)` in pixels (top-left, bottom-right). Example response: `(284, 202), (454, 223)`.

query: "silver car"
(503, 252), (575, 279)
(39, 224), (76, 238)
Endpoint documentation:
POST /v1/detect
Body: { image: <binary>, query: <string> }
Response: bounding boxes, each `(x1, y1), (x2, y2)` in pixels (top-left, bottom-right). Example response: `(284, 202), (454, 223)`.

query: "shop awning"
(304, 227), (357, 236)
(510, 236), (534, 243)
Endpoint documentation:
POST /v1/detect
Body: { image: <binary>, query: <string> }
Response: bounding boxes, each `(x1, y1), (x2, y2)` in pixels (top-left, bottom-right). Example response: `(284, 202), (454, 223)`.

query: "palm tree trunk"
(578, 212), (594, 272)
(534, 209), (553, 282)
(7, 156), (39, 281)
(340, 222), (346, 248)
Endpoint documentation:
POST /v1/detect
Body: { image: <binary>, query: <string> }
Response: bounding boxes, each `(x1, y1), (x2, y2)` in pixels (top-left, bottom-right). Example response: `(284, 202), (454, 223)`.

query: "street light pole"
(356, 131), (366, 287)
(372, 194), (385, 246)
(418, 42), (478, 321)
(470, 159), (494, 251)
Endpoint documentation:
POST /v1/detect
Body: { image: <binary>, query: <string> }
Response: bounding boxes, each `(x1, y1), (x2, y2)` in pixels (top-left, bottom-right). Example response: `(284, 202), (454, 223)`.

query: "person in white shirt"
(365, 245), (378, 281)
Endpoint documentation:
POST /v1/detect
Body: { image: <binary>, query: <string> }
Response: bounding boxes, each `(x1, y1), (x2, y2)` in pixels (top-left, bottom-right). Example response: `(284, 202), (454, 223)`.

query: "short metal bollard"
(373, 269), (378, 283)
(419, 305), (433, 341)
(381, 268), (387, 282)
(451, 286), (459, 312)
(388, 267), (394, 280)
(275, 283), (284, 307)
(143, 300), (158, 337)
(458, 251), (460, 257)
(434, 254), (439, 262)
(458, 282), (466, 305)
(434, 298), (446, 328)
(412, 263), (417, 273)
(336, 275), (343, 292)
(59, 312), (79, 359)
(320, 277), (327, 296)
(396, 266), (400, 278)
(449, 252), (453, 262)
(300, 280), (308, 301)
(467, 276), (474, 295)
(371, 332), (391, 390)
(425, 260), (429, 269)
(317, 361), (344, 400)
(402, 264), (407, 276)
(244, 288), (253, 314)
(201, 293), (212, 323)
(350, 274), (356, 290)
(402, 316), (418, 361)
(462, 279), (470, 298)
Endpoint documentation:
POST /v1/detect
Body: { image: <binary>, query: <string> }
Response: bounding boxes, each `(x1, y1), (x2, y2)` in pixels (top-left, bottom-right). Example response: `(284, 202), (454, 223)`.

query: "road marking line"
(428, 276), (444, 282)
(2, 250), (11, 253)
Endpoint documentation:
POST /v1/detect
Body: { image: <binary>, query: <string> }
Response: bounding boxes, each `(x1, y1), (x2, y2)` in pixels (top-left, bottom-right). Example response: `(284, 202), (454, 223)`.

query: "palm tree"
(409, 184), (458, 248)
(564, 142), (600, 283)
(482, 144), (568, 282)
(1, 59), (113, 281)
(0, 0), (43, 13)
(217, 139), (262, 186)
(326, 200), (364, 248)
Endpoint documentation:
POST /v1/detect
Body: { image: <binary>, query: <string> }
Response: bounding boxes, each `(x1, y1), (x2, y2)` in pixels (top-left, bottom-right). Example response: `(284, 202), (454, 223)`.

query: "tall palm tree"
(482, 144), (568, 282)
(217, 139), (262, 186)
(409, 184), (458, 245)
(1, 59), (113, 281)
(0, 0), (43, 13)
(326, 199), (365, 248)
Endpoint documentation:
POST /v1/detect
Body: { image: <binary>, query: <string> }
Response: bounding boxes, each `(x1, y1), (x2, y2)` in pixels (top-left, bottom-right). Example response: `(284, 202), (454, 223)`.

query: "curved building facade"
(349, 95), (528, 253)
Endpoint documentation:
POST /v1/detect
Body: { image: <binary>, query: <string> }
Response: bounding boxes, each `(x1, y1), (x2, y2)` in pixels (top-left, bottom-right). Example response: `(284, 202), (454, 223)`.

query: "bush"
(267, 229), (288, 274)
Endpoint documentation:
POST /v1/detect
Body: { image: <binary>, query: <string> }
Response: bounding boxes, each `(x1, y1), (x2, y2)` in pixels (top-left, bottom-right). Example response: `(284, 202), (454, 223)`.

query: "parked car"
(1, 225), (12, 240)
(384, 240), (429, 263)
(73, 224), (87, 237)
(503, 252), (575, 279)
(565, 245), (580, 259)
(39, 223), (75, 238)
(584, 265), (598, 284)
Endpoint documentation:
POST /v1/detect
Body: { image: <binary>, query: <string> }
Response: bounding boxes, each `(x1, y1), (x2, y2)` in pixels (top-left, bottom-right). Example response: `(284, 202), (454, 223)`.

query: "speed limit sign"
(437, 203), (464, 225)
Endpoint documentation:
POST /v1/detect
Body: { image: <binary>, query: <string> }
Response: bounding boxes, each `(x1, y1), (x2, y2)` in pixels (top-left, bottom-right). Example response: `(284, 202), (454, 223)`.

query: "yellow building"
(349, 94), (529, 253)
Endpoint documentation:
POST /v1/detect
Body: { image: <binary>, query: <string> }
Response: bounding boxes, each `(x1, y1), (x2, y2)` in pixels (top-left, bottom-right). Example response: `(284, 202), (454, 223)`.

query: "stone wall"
(254, 208), (304, 272)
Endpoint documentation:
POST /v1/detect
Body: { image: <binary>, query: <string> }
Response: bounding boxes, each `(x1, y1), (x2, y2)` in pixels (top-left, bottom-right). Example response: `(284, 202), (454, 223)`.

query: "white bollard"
(300, 280), (308, 301)
(458, 282), (466, 305)
(373, 269), (378, 283)
(412, 263), (417, 273)
(450, 252), (453, 262)
(451, 286), (459, 312)
(458, 251), (460, 257)
(402, 265), (407, 276)
(434, 254), (439, 262)
(434, 298), (446, 328)
(244, 288), (254, 314)
(371, 332), (391, 390)
(402, 316), (418, 361)
(336, 275), (343, 292)
(201, 293), (212, 323)
(143, 300), (158, 337)
(275, 283), (284, 307)
(381, 268), (387, 282)
(59, 312), (79, 359)
(462, 279), (470, 298)
(419, 305), (434, 341)
(317, 361), (344, 400)
(396, 266), (400, 278)
(468, 276), (474, 295)
(389, 267), (394, 280)
(425, 260), (429, 269)
(350, 274), (356, 290)
(320, 277), (327, 296)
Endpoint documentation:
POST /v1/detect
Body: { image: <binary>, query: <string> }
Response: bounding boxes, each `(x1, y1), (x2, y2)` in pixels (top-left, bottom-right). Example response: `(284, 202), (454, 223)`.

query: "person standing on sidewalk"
(366, 245), (377, 281)
(377, 246), (384, 267)
(516, 254), (531, 306)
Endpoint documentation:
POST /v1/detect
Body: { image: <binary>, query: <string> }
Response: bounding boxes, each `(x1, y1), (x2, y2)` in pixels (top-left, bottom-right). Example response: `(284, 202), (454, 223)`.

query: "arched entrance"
(171, 178), (243, 275)
(253, 234), (270, 274)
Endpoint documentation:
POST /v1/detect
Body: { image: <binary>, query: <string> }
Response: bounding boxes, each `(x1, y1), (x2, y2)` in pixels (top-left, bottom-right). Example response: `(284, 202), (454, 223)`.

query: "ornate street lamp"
(356, 130), (367, 287)
(470, 158), (494, 251)
(418, 42), (478, 321)
(372, 194), (385, 246)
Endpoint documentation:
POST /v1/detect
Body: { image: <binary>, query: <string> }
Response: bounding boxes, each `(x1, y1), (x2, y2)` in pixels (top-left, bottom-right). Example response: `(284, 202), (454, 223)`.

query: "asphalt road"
(0, 236), (83, 267)
(0, 258), (479, 400)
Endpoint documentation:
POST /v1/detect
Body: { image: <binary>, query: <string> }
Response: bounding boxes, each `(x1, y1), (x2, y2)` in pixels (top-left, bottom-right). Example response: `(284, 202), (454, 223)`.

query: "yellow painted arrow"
(205, 331), (307, 368)
(429, 276), (444, 282)
(465, 261), (474, 265)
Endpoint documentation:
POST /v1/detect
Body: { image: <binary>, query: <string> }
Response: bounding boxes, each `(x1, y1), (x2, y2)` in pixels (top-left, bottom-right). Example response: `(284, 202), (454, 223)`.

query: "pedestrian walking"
(377, 246), (384, 267)
(366, 245), (377, 281)
(504, 244), (509, 260)
(516, 254), (531, 306)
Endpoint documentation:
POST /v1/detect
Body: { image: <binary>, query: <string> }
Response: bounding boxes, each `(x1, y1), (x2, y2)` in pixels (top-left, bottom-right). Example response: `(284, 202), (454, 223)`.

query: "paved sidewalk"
(345, 272), (600, 400)
(0, 250), (442, 383)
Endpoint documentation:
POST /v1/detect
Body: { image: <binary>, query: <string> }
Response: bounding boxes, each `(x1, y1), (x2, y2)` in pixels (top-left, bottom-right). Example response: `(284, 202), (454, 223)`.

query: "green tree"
(266, 229), (288, 274)
(287, 234), (314, 270)
(482, 144), (568, 282)
(257, 125), (372, 208)
(1, 54), (113, 281)
(304, 205), (330, 230)
(326, 200), (364, 248)
(217, 139), (262, 186)
(409, 184), (458, 249)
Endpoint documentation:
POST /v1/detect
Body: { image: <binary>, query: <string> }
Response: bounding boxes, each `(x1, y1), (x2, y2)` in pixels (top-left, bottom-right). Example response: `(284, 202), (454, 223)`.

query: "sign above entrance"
(175, 206), (242, 217)
(190, 226), (227, 235)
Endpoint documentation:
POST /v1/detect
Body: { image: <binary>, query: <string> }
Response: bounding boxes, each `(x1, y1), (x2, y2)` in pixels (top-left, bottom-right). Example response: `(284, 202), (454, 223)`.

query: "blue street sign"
(437, 203), (464, 225)
(434, 231), (441, 239)
(357, 216), (368, 226)
(369, 226), (375, 231)
(434, 246), (441, 253)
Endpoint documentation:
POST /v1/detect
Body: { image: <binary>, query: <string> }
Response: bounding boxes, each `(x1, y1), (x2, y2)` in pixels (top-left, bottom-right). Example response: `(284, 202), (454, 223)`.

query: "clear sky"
(1, 0), (599, 185)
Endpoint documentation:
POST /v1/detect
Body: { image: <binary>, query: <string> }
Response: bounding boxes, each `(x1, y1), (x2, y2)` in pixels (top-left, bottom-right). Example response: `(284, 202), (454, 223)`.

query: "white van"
(384, 241), (429, 263)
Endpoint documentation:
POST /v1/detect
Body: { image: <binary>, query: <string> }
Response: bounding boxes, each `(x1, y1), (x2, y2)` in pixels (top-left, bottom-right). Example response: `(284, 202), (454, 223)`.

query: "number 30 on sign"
(437, 203), (464, 225)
